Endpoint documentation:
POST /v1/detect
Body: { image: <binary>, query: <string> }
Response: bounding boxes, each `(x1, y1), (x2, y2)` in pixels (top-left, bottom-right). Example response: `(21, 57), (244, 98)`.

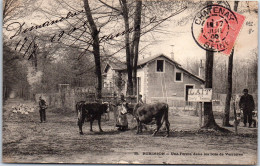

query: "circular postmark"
(191, 5), (238, 52)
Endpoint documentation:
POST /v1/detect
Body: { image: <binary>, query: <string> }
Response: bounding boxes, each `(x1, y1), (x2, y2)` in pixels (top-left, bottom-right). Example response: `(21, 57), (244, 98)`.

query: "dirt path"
(3, 101), (257, 164)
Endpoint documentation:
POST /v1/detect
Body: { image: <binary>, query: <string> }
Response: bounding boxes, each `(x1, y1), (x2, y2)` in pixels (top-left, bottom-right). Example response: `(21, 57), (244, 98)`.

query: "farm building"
(103, 54), (205, 104)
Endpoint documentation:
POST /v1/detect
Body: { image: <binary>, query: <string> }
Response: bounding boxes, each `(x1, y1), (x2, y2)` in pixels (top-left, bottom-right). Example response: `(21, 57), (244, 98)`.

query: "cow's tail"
(161, 104), (170, 126)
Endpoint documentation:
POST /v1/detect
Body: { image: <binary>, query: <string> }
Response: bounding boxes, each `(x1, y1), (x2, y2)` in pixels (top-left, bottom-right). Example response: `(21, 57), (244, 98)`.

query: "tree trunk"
(223, 1), (238, 126)
(120, 0), (133, 95)
(202, 51), (229, 132)
(3, 85), (7, 100)
(83, 0), (102, 99)
(131, 0), (142, 95)
(203, 50), (217, 128)
(223, 48), (234, 126)
(200, 1), (229, 132)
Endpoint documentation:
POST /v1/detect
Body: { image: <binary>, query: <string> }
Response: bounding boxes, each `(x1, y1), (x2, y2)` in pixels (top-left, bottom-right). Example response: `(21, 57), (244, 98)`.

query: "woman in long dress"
(111, 93), (118, 123)
(115, 94), (128, 131)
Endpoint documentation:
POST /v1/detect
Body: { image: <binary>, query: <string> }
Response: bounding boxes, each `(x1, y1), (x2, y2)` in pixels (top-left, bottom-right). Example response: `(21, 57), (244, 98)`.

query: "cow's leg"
(78, 111), (85, 135)
(78, 121), (83, 135)
(253, 119), (256, 128)
(165, 119), (170, 137)
(90, 120), (93, 132)
(139, 122), (143, 133)
(152, 119), (163, 136)
(136, 119), (140, 134)
(164, 108), (170, 137)
(98, 117), (103, 132)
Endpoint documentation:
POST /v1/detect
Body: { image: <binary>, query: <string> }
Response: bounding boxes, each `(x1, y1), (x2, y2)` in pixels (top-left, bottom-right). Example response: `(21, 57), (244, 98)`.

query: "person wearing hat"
(138, 94), (144, 104)
(239, 89), (255, 127)
(39, 96), (47, 123)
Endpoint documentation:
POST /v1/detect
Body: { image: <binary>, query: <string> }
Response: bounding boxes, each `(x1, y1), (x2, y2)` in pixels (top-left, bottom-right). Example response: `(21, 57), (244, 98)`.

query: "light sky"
(139, 1), (258, 66)
(3, 0), (258, 67)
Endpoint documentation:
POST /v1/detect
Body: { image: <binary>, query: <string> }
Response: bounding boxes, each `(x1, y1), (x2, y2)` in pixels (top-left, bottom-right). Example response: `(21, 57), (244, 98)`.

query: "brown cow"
(123, 102), (170, 137)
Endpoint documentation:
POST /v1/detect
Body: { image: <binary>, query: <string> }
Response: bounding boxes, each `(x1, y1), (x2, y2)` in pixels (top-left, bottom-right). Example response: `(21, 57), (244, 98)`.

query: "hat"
(243, 89), (248, 93)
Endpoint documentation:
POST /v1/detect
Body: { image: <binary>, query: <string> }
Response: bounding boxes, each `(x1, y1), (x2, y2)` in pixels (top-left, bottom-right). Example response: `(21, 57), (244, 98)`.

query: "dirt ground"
(2, 99), (257, 164)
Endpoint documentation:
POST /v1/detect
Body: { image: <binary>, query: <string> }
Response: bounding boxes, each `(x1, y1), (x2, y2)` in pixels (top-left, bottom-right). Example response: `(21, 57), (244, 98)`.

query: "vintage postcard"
(2, 0), (258, 164)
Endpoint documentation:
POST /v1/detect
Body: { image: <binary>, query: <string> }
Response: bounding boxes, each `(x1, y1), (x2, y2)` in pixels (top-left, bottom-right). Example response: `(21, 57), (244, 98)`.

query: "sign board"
(188, 88), (212, 102)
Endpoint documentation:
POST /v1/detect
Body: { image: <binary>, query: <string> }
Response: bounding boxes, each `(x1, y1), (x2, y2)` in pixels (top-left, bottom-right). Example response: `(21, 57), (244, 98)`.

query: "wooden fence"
(36, 88), (137, 110)
(36, 89), (257, 113)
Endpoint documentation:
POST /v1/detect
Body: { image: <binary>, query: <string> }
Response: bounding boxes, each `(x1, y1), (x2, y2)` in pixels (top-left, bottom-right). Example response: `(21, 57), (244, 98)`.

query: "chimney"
(170, 45), (174, 61)
(199, 59), (205, 79)
(170, 52), (174, 61)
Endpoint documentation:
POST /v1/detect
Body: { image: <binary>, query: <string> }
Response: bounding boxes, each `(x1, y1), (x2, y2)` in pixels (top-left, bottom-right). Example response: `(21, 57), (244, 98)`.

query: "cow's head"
(101, 102), (110, 113)
(122, 102), (134, 115)
(122, 102), (144, 115)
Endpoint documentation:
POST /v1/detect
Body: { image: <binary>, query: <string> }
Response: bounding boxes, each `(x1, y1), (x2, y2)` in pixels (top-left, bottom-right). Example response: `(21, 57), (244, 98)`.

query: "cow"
(123, 102), (170, 137)
(76, 101), (109, 135)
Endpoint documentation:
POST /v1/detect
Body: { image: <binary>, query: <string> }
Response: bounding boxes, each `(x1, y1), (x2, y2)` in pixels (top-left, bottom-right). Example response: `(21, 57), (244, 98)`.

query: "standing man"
(138, 94), (144, 104)
(239, 89), (255, 128)
(39, 96), (47, 123)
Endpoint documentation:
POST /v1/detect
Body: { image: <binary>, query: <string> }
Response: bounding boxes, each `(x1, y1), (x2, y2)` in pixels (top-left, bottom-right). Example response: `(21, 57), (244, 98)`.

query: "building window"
(156, 60), (164, 72)
(175, 72), (182, 81)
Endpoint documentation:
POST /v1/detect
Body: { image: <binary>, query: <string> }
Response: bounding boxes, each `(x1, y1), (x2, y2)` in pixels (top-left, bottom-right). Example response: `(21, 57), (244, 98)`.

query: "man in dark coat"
(39, 97), (47, 123)
(239, 89), (255, 127)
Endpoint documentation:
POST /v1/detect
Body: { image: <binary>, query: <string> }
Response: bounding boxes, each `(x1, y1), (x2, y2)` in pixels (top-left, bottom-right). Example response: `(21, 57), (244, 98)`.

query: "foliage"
(3, 44), (30, 99)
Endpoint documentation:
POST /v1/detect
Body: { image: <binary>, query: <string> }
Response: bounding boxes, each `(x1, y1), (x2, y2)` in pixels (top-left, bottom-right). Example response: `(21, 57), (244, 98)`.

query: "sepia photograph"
(2, 0), (258, 164)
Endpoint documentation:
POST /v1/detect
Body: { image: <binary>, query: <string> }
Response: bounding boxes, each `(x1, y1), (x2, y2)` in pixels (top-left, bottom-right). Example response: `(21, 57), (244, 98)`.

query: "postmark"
(191, 4), (245, 55)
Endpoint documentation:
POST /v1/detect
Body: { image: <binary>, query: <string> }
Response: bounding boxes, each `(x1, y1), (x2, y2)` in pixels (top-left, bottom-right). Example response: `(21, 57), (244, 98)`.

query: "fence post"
(199, 102), (203, 128)
(233, 98), (238, 135)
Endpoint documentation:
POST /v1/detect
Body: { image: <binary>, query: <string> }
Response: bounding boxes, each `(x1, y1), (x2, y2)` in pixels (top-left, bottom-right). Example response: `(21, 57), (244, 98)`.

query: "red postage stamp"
(192, 4), (245, 55)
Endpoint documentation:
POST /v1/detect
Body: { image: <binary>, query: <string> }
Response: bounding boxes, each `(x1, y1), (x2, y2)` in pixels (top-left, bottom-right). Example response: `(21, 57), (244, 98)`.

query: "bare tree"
(132, 0), (142, 95)
(83, 0), (102, 99)
(3, 0), (38, 25)
(120, 0), (134, 95)
(98, 0), (143, 96)
(223, 1), (239, 127)
(203, 51), (217, 128)
(202, 1), (228, 132)
(223, 49), (234, 127)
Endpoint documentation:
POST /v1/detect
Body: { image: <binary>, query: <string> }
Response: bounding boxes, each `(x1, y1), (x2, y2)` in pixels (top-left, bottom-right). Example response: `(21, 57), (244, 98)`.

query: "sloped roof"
(176, 65), (205, 83)
(138, 54), (181, 67)
(138, 54), (204, 83)
(109, 61), (126, 70)
(104, 54), (204, 83)
(103, 57), (126, 73)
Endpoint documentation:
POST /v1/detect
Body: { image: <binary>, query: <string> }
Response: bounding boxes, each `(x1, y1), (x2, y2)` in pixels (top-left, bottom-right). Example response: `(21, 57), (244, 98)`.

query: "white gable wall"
(103, 67), (115, 90)
(137, 68), (145, 96)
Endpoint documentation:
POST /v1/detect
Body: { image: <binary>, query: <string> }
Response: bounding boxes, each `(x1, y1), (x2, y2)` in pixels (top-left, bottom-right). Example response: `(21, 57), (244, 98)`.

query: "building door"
(185, 85), (194, 101)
